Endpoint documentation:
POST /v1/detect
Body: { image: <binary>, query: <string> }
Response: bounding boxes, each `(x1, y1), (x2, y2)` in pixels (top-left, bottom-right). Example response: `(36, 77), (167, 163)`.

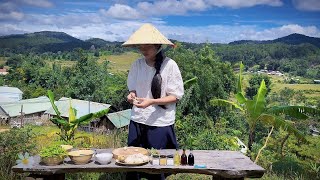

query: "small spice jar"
(167, 154), (174, 166)
(152, 155), (159, 165)
(159, 155), (167, 166)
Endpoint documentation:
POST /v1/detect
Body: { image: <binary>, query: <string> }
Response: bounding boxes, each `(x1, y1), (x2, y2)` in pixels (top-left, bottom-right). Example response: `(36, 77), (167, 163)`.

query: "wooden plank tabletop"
(12, 149), (265, 179)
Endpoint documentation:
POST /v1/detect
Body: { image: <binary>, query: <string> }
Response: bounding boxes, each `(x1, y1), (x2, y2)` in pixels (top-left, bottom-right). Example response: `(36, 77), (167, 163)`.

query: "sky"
(0, 0), (320, 43)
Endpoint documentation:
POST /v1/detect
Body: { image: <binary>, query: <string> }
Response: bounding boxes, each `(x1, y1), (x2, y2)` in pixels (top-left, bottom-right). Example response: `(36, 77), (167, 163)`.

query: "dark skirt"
(126, 120), (178, 180)
(127, 120), (178, 149)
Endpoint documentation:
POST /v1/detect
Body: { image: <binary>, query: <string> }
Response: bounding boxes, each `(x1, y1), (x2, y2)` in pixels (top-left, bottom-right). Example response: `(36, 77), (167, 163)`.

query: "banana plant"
(47, 90), (109, 142)
(210, 62), (320, 152)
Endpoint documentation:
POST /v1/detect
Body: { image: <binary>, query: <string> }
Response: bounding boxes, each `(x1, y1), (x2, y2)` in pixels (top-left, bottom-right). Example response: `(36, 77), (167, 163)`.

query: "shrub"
(0, 127), (36, 180)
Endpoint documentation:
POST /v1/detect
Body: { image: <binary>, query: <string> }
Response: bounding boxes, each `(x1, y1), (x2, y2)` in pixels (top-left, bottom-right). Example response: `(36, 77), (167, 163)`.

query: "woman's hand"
(133, 98), (154, 108)
(127, 91), (136, 104)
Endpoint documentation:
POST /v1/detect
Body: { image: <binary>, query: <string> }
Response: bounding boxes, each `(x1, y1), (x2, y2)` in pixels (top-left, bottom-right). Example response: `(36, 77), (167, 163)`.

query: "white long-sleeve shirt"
(127, 57), (184, 126)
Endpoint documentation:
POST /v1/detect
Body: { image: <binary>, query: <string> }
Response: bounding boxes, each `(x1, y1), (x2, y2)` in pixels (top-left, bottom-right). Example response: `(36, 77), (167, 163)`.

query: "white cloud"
(137, 0), (207, 16)
(104, 0), (283, 19)
(205, 0), (283, 8)
(157, 24), (320, 43)
(101, 4), (142, 20)
(0, 11), (24, 21)
(2, 11), (319, 44)
(292, 0), (320, 11)
(0, 0), (53, 21)
(0, 2), (24, 21)
(20, 0), (53, 8)
(0, 24), (27, 36)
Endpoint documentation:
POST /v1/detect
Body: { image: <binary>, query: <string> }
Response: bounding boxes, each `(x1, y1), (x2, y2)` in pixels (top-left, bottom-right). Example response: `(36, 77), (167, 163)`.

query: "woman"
(123, 23), (184, 179)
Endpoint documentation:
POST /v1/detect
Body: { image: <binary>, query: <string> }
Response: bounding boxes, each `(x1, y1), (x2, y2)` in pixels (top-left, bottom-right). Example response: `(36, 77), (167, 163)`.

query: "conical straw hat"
(122, 23), (173, 46)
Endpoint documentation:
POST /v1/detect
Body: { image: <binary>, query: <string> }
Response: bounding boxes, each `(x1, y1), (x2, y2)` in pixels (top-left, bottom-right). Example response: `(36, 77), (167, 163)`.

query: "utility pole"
(88, 95), (91, 132)
(20, 105), (24, 128)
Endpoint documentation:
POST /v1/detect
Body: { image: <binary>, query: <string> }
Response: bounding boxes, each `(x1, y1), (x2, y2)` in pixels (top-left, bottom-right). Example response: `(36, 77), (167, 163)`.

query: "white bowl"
(95, 153), (113, 165)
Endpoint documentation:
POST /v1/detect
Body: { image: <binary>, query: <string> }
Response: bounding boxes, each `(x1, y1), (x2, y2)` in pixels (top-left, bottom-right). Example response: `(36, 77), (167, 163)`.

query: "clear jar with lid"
(152, 155), (159, 165)
(159, 155), (167, 166)
(167, 154), (174, 166)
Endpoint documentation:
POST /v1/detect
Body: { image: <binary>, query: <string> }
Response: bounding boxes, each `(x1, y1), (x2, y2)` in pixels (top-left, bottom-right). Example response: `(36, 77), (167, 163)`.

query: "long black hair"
(151, 46), (166, 109)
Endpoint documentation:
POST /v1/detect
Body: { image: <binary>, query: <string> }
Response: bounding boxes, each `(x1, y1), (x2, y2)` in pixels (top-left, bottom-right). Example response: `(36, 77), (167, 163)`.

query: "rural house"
(0, 68), (8, 75)
(0, 96), (52, 126)
(0, 86), (23, 102)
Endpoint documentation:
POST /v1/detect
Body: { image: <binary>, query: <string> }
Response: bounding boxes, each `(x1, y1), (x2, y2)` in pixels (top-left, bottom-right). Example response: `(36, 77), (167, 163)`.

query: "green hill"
(85, 38), (122, 48)
(229, 33), (320, 48)
(0, 31), (91, 53)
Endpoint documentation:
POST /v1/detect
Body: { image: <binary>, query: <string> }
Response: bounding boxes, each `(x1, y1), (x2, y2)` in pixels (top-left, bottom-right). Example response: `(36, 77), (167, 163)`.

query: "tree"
(47, 90), (109, 142)
(210, 62), (320, 154)
(246, 74), (271, 99)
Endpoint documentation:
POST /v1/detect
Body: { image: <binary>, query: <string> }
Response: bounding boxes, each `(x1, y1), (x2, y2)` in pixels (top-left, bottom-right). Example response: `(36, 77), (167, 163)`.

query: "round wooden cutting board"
(112, 147), (149, 159)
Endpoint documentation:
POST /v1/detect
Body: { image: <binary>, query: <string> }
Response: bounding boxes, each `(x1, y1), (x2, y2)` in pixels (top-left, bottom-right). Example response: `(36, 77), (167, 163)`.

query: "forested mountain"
(0, 31), (129, 54)
(85, 38), (122, 48)
(229, 33), (320, 48)
(0, 31), (91, 53)
(1, 31), (319, 78)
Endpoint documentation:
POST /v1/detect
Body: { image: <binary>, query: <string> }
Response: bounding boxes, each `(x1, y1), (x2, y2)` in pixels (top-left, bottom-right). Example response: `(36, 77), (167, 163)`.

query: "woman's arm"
(134, 95), (178, 108)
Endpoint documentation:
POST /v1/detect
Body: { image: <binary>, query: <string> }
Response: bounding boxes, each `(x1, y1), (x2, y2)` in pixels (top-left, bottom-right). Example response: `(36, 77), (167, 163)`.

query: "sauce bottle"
(180, 149), (187, 165)
(188, 149), (194, 166)
(174, 149), (180, 166)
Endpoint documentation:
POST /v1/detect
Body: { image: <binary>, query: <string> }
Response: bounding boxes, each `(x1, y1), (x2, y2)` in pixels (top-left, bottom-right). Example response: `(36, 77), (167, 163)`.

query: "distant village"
(255, 69), (284, 76)
(0, 86), (131, 134)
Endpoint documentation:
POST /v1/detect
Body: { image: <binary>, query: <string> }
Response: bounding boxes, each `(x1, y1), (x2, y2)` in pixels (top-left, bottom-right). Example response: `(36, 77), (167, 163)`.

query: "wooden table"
(12, 149), (265, 180)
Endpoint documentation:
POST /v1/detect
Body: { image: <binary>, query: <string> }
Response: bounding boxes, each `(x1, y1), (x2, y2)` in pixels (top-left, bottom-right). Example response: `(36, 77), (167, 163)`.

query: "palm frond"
(267, 106), (320, 120)
(258, 114), (306, 142)
(210, 99), (244, 111)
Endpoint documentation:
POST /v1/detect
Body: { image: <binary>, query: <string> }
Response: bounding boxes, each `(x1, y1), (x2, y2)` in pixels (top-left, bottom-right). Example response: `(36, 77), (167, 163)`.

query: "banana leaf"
(93, 108), (110, 119)
(247, 80), (267, 119)
(235, 92), (246, 104)
(68, 98), (77, 123)
(210, 99), (244, 111)
(258, 114), (306, 142)
(47, 90), (61, 118)
(184, 77), (198, 87)
(267, 106), (320, 120)
(73, 114), (94, 125)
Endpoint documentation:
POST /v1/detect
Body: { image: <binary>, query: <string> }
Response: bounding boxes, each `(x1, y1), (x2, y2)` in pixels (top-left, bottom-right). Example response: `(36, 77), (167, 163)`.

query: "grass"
(29, 125), (128, 149)
(98, 52), (141, 72)
(43, 52), (140, 72)
(0, 125), (10, 133)
(271, 84), (320, 97)
(243, 73), (320, 98)
(46, 60), (77, 68)
(0, 56), (7, 64)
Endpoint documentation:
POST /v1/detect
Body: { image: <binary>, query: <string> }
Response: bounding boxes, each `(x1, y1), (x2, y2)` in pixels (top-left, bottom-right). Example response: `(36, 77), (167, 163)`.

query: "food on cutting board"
(118, 153), (150, 164)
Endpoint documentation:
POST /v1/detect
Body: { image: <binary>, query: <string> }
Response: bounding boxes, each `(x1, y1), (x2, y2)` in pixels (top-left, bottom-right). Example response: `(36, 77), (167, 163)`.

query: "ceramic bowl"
(68, 150), (94, 165)
(61, 145), (73, 152)
(95, 153), (113, 165)
(41, 156), (64, 166)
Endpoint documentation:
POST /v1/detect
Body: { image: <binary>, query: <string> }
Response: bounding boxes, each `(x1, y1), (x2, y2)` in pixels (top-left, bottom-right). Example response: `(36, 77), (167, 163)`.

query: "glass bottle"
(180, 149), (187, 165)
(174, 149), (180, 166)
(152, 154), (159, 165)
(167, 155), (174, 166)
(159, 155), (167, 166)
(188, 149), (194, 166)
